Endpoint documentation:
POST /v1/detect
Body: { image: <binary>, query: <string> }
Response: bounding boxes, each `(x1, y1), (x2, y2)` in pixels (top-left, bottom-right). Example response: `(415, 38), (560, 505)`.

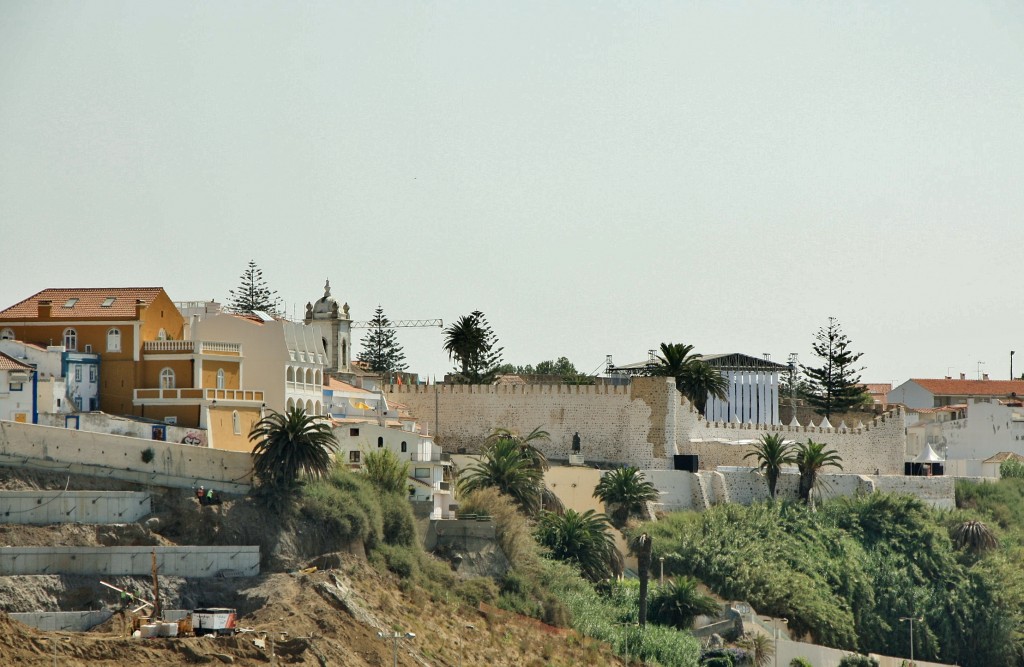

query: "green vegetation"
(228, 259), (281, 315)
(789, 658), (813, 667)
(495, 356), (594, 384)
(647, 577), (720, 630)
(742, 434), (795, 500)
(443, 310), (503, 384)
(793, 439), (843, 504)
(1000, 457), (1024, 479)
(362, 447), (410, 494)
(649, 342), (728, 416)
(593, 466), (660, 527)
(634, 492), (1024, 666)
(838, 655), (878, 667)
(535, 509), (622, 582)
(800, 317), (867, 418)
(460, 487), (702, 665)
(249, 407), (338, 499)
(458, 436), (545, 515)
(356, 305), (408, 375)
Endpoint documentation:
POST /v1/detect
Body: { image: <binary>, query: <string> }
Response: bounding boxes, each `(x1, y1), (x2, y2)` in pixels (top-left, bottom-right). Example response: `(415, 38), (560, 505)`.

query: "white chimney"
(960, 373), (966, 380)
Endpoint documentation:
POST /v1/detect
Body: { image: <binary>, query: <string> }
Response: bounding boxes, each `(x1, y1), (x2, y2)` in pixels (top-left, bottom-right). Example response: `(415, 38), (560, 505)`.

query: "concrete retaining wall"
(775, 637), (954, 667)
(0, 546), (259, 578)
(0, 420), (251, 493)
(0, 491), (150, 524)
(9, 610), (112, 631)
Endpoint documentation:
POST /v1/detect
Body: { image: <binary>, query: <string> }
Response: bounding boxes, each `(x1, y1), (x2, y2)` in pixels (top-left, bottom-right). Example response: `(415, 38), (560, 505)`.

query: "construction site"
(0, 467), (624, 666)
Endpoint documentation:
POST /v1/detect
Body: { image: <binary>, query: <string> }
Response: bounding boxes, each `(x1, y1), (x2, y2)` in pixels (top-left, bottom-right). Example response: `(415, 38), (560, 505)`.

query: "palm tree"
(743, 434), (796, 500)
(738, 633), (775, 667)
(630, 532), (653, 627)
(793, 439), (843, 506)
(535, 509), (622, 582)
(951, 519), (999, 554)
(443, 311), (503, 384)
(677, 361), (729, 415)
(248, 407), (338, 491)
(484, 426), (550, 471)
(457, 437), (544, 514)
(648, 576), (720, 630)
(593, 467), (660, 527)
(650, 342), (729, 415)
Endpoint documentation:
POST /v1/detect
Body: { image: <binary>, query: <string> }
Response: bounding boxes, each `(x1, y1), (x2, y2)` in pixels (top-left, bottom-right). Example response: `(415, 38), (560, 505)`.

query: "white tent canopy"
(914, 442), (945, 463)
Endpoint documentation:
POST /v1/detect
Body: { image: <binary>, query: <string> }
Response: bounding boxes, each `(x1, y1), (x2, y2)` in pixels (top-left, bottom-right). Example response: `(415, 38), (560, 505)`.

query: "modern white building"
(193, 312), (328, 415)
(908, 399), (1024, 476)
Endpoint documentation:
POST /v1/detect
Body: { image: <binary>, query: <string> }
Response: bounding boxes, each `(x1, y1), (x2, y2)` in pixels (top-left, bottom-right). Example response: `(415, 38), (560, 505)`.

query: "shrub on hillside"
(838, 655), (878, 667)
(999, 458), (1024, 479)
(789, 659), (813, 667)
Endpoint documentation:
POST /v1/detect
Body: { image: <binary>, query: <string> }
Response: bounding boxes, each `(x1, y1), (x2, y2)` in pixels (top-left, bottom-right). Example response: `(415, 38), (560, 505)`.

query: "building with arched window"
(193, 308), (327, 416)
(0, 287), (185, 415)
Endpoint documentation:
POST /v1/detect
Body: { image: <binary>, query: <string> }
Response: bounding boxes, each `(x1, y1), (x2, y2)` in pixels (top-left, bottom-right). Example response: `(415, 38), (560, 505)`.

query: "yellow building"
(0, 287), (184, 415)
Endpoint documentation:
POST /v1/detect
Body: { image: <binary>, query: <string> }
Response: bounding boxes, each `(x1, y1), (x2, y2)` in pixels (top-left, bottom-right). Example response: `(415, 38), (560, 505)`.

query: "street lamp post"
(378, 630), (415, 667)
(1012, 351), (1016, 381)
(774, 618), (787, 667)
(899, 616), (922, 663)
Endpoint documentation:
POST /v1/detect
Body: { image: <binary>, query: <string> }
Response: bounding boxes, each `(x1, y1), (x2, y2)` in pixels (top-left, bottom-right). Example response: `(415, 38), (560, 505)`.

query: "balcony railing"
(134, 388), (264, 402)
(143, 341), (241, 355)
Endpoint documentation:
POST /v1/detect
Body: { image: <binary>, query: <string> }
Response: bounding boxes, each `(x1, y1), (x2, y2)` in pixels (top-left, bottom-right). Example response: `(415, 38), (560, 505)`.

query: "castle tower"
(304, 280), (352, 379)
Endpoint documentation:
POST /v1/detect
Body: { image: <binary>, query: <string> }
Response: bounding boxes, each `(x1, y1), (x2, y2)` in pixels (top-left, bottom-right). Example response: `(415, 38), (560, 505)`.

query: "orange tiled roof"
(911, 378), (1024, 397)
(0, 288), (166, 320)
(0, 351), (33, 371)
(325, 378), (373, 393)
(863, 383), (892, 395)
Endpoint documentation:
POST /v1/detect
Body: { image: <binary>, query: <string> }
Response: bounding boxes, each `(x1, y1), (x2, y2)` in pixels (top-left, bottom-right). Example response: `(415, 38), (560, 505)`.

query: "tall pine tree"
(357, 306), (408, 376)
(801, 317), (867, 418)
(228, 260), (282, 315)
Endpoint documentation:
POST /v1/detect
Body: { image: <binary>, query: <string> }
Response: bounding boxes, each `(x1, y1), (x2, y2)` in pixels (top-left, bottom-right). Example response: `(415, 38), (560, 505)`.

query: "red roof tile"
(0, 288), (166, 320)
(0, 351), (33, 371)
(911, 378), (1024, 397)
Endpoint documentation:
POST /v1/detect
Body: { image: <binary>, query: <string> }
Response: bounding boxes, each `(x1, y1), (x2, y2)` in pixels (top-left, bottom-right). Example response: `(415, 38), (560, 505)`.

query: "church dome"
(307, 280), (349, 321)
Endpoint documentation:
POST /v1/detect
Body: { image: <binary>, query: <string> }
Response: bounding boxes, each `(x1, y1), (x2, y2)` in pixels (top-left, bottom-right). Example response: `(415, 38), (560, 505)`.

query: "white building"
(193, 312), (328, 415)
(0, 340), (100, 419)
(0, 350), (35, 423)
(908, 399), (1024, 476)
(332, 415), (454, 519)
(888, 377), (1024, 409)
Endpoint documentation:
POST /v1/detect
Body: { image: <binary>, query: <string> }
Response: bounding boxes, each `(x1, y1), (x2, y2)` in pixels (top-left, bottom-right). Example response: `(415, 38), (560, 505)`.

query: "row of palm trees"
(744, 433), (844, 504)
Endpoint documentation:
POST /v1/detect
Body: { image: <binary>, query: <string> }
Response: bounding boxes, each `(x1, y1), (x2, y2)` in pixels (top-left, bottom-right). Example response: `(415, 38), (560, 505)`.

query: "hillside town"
(0, 278), (1021, 666)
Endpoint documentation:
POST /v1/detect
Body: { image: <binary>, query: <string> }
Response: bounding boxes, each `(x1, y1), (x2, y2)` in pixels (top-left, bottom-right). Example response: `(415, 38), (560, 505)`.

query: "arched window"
(305, 368), (313, 384)
(315, 370), (322, 386)
(287, 367), (295, 383)
(232, 411), (240, 435)
(287, 398), (295, 411)
(106, 328), (121, 352)
(0, 328), (14, 340)
(159, 367), (175, 389)
(377, 436), (384, 448)
(216, 369), (225, 389)
(401, 441), (407, 453)
(341, 340), (347, 367)
(305, 399), (313, 414)
(63, 328), (77, 351)
(314, 400), (321, 415)
(157, 328), (167, 341)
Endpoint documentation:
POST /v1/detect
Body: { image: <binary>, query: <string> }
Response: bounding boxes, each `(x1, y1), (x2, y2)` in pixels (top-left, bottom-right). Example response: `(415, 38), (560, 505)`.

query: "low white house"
(0, 340), (100, 420)
(907, 399), (1024, 477)
(332, 416), (454, 519)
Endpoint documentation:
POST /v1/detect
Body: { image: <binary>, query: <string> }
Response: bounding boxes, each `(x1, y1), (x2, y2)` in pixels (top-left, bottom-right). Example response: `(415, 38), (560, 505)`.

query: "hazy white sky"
(2, 1), (1023, 384)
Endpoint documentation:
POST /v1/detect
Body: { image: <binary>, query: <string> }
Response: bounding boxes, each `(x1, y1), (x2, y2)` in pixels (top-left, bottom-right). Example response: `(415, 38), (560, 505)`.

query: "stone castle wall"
(388, 377), (907, 474)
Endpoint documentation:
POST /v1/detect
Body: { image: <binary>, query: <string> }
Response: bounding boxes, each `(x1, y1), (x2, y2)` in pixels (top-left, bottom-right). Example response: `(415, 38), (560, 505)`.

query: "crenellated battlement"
(388, 382), (631, 396)
(386, 378), (907, 474)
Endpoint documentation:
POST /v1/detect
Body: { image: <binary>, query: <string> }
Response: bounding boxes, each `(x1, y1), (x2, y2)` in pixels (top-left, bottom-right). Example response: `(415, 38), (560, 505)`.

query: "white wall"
(0, 420), (252, 491)
(887, 380), (936, 409)
(0, 491), (151, 524)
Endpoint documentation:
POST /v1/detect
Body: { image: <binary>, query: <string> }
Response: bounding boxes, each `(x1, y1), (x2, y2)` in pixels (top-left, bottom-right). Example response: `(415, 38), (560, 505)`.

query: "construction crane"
(350, 319), (443, 329)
